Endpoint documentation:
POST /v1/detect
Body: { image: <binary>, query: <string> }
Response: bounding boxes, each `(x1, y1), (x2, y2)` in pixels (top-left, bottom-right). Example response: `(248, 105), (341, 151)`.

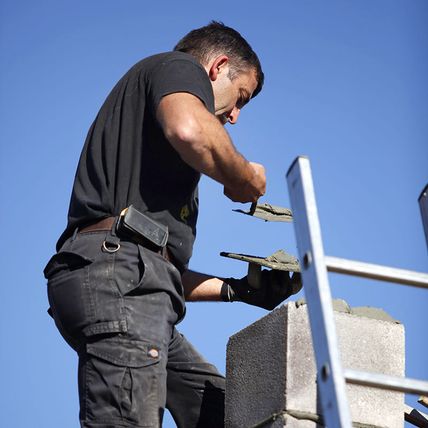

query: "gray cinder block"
(225, 301), (404, 428)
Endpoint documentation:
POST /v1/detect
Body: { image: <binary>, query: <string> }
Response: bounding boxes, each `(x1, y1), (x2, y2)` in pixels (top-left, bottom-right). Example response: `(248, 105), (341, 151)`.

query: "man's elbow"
(164, 116), (198, 144)
(164, 117), (210, 161)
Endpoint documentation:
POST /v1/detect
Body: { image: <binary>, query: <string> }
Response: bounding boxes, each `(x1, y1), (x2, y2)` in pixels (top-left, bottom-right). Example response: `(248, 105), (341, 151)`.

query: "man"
(44, 22), (301, 427)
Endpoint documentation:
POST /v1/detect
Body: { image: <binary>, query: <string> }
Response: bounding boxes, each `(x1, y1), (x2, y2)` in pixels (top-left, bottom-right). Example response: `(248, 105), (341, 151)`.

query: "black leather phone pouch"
(117, 205), (169, 248)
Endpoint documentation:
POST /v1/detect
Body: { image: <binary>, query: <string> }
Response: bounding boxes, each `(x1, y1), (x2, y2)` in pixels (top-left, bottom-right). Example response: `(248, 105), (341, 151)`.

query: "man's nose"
(228, 107), (241, 124)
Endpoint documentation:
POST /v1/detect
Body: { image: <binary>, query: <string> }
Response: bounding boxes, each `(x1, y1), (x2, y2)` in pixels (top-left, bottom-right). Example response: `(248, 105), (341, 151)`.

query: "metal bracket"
(418, 184), (428, 252)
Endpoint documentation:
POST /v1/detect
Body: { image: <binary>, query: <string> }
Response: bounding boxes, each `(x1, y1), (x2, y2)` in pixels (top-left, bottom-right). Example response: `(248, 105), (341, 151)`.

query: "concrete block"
(225, 301), (404, 428)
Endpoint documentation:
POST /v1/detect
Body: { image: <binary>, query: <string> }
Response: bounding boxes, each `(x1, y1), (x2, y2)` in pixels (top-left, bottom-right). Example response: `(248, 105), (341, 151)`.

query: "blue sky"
(1, 1), (427, 427)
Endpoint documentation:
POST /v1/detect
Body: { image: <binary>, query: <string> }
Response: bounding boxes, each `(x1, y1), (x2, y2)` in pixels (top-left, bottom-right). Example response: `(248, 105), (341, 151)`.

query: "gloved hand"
(221, 270), (302, 310)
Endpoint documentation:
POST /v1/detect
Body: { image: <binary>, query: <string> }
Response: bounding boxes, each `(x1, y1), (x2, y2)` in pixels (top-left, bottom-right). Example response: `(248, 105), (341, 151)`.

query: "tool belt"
(78, 205), (172, 262)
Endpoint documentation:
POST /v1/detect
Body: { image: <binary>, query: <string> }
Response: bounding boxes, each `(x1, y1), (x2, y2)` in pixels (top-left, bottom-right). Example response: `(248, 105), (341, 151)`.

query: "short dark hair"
(174, 21), (264, 98)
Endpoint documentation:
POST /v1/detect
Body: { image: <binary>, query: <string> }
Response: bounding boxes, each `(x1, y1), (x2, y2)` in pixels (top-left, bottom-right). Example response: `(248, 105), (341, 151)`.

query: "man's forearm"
(181, 269), (224, 301)
(180, 111), (252, 189)
(157, 93), (265, 202)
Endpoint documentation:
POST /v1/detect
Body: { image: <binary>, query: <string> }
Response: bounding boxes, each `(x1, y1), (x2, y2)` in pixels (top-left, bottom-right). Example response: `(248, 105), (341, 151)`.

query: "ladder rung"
(344, 369), (428, 395)
(325, 256), (428, 289)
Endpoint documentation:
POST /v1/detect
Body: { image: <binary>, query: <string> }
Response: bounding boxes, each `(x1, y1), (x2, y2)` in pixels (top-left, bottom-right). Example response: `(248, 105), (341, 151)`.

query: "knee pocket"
(82, 337), (162, 427)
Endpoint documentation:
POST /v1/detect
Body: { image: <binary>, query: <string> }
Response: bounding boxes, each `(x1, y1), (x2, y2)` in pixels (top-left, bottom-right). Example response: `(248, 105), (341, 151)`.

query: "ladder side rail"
(325, 256), (428, 288)
(419, 184), (428, 252)
(344, 369), (428, 396)
(287, 156), (352, 428)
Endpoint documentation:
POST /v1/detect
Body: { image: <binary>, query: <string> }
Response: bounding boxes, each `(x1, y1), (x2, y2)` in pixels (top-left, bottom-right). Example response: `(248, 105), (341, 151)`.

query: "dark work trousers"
(44, 229), (225, 428)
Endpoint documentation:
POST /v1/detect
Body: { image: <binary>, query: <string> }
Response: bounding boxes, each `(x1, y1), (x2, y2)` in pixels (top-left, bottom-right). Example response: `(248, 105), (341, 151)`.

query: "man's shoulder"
(123, 51), (213, 113)
(135, 51), (204, 71)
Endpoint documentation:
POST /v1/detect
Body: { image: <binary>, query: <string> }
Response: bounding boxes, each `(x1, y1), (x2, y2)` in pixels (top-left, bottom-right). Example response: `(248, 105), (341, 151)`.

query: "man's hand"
(222, 270), (302, 310)
(223, 162), (266, 203)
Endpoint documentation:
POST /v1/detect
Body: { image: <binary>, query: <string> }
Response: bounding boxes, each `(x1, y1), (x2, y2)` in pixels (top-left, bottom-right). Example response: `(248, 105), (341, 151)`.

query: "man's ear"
(208, 55), (229, 81)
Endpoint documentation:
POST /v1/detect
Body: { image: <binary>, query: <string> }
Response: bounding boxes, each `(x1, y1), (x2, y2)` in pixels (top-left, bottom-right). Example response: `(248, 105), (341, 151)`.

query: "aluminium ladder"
(286, 156), (428, 427)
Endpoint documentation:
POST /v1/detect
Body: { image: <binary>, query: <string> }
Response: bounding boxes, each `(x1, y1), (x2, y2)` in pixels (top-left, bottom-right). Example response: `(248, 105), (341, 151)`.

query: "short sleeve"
(146, 55), (215, 115)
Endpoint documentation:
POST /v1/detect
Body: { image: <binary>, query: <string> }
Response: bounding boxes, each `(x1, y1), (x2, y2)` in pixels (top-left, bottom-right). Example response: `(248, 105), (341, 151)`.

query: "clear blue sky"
(1, 1), (427, 427)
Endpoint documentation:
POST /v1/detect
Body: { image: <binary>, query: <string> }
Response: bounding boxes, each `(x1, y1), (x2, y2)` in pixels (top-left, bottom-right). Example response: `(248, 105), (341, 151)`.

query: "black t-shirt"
(57, 51), (215, 273)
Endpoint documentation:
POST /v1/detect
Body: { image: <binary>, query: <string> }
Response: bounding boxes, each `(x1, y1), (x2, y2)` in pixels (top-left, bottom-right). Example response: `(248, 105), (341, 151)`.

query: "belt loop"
(108, 217), (120, 239)
(102, 217), (121, 253)
(110, 216), (120, 238)
(71, 227), (79, 242)
(161, 246), (167, 259)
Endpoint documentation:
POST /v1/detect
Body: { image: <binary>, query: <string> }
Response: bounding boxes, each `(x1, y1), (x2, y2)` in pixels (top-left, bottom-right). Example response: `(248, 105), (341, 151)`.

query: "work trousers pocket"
(44, 234), (146, 349)
(44, 248), (95, 350)
(80, 336), (162, 428)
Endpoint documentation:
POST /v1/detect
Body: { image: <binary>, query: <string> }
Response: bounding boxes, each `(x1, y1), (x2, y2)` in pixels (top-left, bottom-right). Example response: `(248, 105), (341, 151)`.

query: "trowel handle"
(247, 263), (262, 289)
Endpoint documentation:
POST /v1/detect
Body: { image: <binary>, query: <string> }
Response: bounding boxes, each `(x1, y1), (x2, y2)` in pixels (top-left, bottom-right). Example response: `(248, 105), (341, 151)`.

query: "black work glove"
(222, 270), (302, 310)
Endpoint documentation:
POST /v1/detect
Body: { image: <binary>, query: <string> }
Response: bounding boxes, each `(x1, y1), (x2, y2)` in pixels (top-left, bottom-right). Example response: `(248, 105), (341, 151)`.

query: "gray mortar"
(295, 298), (400, 323)
(351, 306), (400, 323)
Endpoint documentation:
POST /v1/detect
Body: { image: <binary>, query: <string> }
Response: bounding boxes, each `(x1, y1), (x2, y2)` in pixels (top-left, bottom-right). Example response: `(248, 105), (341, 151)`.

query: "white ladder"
(286, 156), (428, 427)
